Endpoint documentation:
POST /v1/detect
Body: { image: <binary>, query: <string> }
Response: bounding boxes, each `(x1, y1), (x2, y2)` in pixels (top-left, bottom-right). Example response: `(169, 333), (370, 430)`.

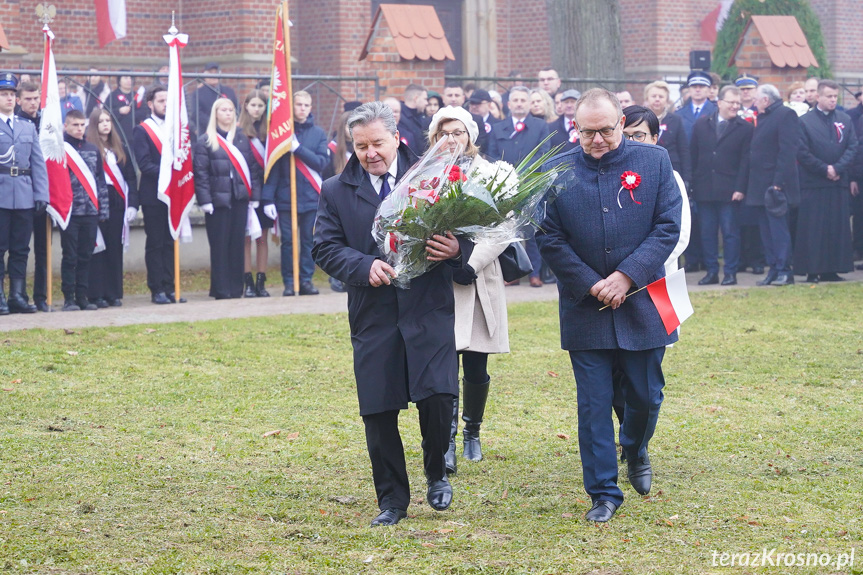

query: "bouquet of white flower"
(372, 136), (566, 288)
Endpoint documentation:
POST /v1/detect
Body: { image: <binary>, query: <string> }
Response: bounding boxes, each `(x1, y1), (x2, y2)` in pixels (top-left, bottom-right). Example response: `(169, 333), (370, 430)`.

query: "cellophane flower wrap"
(372, 136), (565, 288)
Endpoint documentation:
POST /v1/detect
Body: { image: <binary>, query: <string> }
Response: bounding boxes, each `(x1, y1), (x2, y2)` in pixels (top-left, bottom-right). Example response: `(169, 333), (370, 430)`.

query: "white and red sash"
(104, 150), (132, 249)
(250, 137), (265, 169)
(295, 157), (322, 194)
(216, 134), (253, 198)
(64, 142), (99, 210)
(141, 118), (164, 154)
(327, 140), (337, 155)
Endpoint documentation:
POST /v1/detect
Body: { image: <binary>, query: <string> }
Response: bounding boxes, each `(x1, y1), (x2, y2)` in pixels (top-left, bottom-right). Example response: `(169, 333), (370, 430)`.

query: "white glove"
(249, 201), (260, 209)
(263, 204), (278, 220)
(290, 136), (300, 152)
(124, 207), (138, 222)
(200, 203), (214, 214)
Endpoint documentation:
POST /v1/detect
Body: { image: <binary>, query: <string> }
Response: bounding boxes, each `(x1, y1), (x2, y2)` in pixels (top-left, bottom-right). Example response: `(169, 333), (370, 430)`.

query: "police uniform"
(0, 74), (49, 314)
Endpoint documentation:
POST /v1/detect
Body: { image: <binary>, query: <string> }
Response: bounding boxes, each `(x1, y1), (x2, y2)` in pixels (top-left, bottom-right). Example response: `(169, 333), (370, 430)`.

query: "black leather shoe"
(282, 287), (295, 297)
(426, 478), (453, 511)
(167, 293), (187, 303)
(627, 452), (653, 495)
(35, 300), (53, 312)
(106, 298), (122, 307)
(299, 282), (319, 295)
(721, 273), (737, 286)
(818, 273), (845, 282)
(329, 277), (347, 293)
(370, 508), (407, 527)
(151, 292), (171, 305)
(92, 298), (109, 309)
(756, 270), (778, 286)
(856, 263), (863, 271)
(805, 274), (819, 283)
(751, 265), (765, 274)
(76, 299), (98, 311)
(772, 273), (794, 286)
(698, 272), (719, 285)
(585, 500), (618, 522)
(62, 299), (81, 312)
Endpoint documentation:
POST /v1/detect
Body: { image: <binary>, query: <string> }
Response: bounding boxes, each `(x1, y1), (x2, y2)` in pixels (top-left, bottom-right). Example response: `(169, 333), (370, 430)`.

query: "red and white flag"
(95, 0), (127, 48)
(157, 27), (195, 240)
(646, 268), (694, 335)
(38, 26), (74, 231)
(264, 3), (294, 182)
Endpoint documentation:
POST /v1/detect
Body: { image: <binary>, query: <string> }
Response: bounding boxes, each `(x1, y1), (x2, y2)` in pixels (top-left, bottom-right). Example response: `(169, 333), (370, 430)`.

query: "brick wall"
(811, 0), (863, 86)
(494, 0), (551, 80)
(733, 25), (807, 97)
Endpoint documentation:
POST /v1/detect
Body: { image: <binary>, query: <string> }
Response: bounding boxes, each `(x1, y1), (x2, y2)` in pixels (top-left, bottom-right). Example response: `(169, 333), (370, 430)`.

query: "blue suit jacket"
(536, 139), (682, 351)
(485, 115), (550, 165)
(677, 99), (717, 141)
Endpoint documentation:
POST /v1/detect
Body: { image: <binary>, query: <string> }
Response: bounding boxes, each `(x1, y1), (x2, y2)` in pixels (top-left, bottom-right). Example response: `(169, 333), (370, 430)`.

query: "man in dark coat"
(397, 83), (430, 156)
(104, 73), (139, 156)
(486, 86), (551, 287)
(537, 89), (681, 523)
(133, 85), (177, 304)
(313, 102), (471, 527)
(677, 71), (717, 141)
(262, 91), (330, 296)
(442, 83), (489, 154)
(192, 63), (238, 134)
(690, 85), (753, 286)
(746, 84), (801, 286)
(548, 89), (581, 154)
(794, 80), (858, 281)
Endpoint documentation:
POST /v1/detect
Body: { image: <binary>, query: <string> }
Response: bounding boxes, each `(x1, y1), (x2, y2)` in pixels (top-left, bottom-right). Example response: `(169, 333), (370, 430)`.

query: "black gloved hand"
(34, 200), (47, 214)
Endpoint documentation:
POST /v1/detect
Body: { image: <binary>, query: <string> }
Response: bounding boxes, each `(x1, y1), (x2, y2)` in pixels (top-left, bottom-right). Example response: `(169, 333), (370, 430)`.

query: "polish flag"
(95, 0), (127, 48)
(157, 26), (195, 240)
(38, 26), (74, 231)
(646, 268), (694, 335)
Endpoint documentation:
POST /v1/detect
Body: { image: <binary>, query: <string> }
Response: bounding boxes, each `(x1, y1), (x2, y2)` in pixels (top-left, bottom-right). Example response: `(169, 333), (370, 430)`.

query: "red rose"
(448, 165), (462, 182)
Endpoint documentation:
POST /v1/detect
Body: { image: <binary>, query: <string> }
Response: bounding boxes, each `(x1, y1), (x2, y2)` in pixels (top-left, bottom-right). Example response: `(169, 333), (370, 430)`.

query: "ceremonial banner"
(646, 268), (695, 335)
(39, 26), (73, 230)
(264, 2), (294, 182)
(94, 0), (127, 48)
(157, 28), (195, 240)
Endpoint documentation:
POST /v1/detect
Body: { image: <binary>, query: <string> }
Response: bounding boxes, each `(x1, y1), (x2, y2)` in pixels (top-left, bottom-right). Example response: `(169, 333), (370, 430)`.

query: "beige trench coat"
(454, 242), (510, 354)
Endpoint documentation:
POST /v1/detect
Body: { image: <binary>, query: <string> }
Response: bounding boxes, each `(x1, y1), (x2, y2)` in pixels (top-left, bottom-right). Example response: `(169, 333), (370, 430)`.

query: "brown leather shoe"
(529, 276), (543, 288)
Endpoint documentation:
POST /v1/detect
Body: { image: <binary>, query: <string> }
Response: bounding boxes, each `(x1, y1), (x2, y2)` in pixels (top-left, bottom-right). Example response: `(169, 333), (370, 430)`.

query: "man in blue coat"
(0, 74), (49, 315)
(313, 102), (473, 527)
(262, 91), (330, 296)
(537, 89), (681, 523)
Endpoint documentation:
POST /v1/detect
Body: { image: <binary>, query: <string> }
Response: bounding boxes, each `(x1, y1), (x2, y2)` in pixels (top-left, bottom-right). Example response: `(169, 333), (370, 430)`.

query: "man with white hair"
(746, 84), (801, 286)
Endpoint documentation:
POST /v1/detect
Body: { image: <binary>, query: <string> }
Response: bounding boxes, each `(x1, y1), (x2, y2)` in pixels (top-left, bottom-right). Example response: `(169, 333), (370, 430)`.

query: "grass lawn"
(1, 283), (862, 574)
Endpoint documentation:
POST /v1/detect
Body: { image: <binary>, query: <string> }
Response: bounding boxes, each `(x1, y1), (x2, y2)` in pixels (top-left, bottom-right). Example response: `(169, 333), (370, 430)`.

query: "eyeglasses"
(440, 130), (467, 139)
(578, 118), (621, 140)
(720, 100), (742, 107)
(623, 131), (649, 142)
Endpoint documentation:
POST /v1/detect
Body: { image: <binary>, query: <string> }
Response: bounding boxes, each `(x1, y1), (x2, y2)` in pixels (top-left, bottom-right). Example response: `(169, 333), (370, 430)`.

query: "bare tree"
(546, 0), (624, 84)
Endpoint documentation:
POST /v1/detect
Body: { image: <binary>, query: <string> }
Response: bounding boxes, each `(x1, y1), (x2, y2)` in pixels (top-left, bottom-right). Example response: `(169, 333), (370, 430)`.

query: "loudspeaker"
(689, 51), (711, 71)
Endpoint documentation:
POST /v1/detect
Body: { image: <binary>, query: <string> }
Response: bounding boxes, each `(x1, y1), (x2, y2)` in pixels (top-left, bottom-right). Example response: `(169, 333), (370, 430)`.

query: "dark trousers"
(852, 192), (863, 257)
(59, 215), (98, 301)
(142, 203), (175, 295)
(699, 201), (741, 275)
(524, 233), (542, 280)
(278, 209), (316, 286)
(88, 193), (125, 301)
(205, 200), (248, 299)
(0, 208), (34, 280)
(738, 205), (765, 270)
(361, 393), (452, 512)
(32, 210), (49, 303)
(568, 347), (666, 506)
(758, 207), (792, 273)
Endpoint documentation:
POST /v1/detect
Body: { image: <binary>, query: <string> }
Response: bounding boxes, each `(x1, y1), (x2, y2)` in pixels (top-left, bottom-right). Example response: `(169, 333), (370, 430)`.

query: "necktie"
(379, 175), (391, 200)
(5, 118), (11, 131)
(694, 106), (701, 117)
(717, 120), (727, 138)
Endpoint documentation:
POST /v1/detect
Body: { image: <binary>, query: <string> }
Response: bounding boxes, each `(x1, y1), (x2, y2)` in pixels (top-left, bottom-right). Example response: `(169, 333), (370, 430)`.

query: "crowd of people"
(3, 61), (862, 527)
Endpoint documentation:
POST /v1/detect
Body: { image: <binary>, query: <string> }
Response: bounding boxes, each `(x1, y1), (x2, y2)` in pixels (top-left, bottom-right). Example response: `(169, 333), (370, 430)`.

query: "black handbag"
(498, 242), (533, 282)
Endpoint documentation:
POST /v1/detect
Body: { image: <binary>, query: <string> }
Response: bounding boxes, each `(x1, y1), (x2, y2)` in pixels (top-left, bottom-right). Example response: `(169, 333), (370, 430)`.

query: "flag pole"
(282, 2), (299, 294)
(46, 217), (52, 307)
(174, 239), (181, 301)
(598, 284), (648, 311)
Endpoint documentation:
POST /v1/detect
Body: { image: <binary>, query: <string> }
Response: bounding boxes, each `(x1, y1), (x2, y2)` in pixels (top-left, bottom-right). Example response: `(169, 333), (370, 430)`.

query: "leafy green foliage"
(712, 0), (831, 81)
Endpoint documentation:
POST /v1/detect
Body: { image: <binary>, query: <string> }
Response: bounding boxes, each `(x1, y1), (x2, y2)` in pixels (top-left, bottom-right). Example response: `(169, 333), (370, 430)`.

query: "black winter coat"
(105, 88), (139, 151)
(132, 118), (162, 208)
(746, 99), (801, 207)
(690, 113), (753, 202)
(312, 143), (467, 415)
(657, 112), (692, 185)
(797, 107), (859, 188)
(548, 115), (580, 154)
(64, 134), (109, 219)
(397, 104), (429, 156)
(193, 130), (262, 208)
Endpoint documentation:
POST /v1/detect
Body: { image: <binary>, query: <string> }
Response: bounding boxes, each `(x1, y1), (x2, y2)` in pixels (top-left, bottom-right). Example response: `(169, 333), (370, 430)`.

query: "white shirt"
(149, 114), (165, 128)
(371, 160), (399, 195)
(511, 116), (526, 130)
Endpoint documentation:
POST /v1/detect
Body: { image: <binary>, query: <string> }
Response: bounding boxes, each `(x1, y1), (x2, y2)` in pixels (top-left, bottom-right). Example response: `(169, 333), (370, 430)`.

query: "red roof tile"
(360, 4), (455, 62)
(749, 15), (819, 69)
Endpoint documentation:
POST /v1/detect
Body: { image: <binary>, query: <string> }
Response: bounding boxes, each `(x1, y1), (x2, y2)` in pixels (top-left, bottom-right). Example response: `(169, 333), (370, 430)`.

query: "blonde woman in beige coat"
(427, 106), (510, 475)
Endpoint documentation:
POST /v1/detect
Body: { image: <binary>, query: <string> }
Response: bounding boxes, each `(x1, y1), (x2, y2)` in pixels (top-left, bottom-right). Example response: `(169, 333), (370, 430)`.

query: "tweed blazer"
(536, 139), (681, 351)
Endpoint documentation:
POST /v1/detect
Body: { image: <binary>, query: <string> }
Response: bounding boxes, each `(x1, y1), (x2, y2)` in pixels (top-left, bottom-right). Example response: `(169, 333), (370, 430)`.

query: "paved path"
(2, 268), (861, 332)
